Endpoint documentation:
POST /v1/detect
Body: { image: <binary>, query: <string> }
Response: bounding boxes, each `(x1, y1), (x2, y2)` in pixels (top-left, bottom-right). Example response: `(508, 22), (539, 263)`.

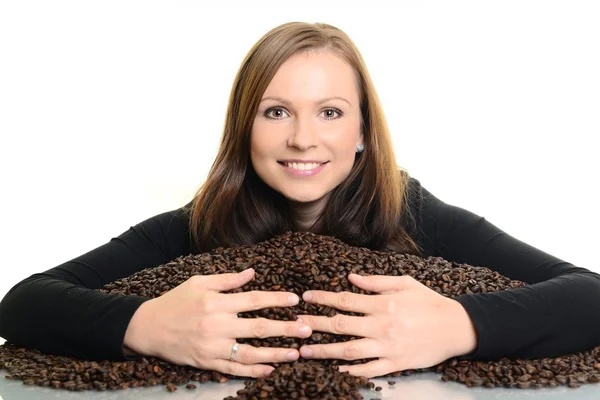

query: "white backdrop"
(1, 1), (599, 343)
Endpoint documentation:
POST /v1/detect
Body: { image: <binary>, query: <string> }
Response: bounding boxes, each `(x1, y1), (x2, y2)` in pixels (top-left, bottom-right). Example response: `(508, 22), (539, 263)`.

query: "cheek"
(251, 123), (280, 155)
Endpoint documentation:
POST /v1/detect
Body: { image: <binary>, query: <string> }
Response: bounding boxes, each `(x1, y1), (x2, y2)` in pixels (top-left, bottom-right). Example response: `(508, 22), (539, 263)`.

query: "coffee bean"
(166, 383), (177, 392)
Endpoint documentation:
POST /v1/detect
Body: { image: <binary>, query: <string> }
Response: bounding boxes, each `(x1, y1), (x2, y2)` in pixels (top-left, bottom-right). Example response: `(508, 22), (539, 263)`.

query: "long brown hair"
(187, 21), (423, 256)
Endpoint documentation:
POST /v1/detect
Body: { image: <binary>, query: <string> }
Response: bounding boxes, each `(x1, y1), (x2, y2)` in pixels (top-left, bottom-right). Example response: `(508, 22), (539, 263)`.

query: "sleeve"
(0, 202), (193, 361)
(411, 178), (600, 361)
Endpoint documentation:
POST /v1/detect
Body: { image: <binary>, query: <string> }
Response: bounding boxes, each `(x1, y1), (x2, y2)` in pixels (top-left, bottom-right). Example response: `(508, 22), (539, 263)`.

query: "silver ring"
(229, 342), (240, 362)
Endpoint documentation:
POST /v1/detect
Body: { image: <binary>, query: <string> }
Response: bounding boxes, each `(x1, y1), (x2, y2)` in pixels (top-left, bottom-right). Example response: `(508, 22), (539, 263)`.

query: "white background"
(0, 1), (598, 345)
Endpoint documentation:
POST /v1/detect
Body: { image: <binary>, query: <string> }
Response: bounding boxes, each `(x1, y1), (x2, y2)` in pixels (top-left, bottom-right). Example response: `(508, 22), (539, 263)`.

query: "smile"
(277, 161), (329, 177)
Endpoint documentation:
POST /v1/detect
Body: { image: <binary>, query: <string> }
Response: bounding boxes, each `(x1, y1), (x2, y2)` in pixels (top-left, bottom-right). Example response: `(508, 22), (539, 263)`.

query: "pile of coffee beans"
(438, 351), (600, 389)
(0, 345), (229, 391)
(2, 230), (600, 395)
(224, 361), (371, 400)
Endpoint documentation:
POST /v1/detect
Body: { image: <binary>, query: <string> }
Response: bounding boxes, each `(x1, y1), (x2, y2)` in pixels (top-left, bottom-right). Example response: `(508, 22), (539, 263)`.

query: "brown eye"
(265, 108), (288, 120)
(322, 108), (342, 120)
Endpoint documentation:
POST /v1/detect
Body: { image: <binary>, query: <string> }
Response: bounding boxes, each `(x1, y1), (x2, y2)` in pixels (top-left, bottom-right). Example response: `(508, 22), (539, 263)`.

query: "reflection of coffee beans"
(1, 231), (599, 395)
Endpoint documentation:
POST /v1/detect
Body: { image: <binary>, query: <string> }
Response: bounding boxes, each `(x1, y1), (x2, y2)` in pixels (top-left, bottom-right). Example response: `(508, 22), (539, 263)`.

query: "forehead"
(262, 50), (359, 103)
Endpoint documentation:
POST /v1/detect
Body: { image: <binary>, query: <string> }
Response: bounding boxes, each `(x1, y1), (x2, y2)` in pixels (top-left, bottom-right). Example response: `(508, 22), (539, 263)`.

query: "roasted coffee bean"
(2, 231), (600, 395)
(166, 383), (177, 392)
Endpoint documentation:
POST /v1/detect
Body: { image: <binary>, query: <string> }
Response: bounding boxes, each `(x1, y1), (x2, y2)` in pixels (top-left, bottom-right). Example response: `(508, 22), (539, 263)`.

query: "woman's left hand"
(297, 273), (478, 378)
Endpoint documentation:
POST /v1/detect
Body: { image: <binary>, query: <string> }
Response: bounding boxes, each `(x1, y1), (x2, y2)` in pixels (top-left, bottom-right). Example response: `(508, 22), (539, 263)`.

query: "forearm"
(454, 272), (600, 360)
(0, 275), (150, 361)
(446, 298), (478, 358)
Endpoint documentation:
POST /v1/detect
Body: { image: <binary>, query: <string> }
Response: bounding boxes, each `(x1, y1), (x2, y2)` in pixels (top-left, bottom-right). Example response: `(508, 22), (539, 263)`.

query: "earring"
(356, 144), (364, 153)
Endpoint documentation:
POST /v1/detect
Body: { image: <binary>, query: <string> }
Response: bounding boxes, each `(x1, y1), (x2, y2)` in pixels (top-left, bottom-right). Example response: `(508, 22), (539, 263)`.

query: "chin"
(281, 188), (328, 204)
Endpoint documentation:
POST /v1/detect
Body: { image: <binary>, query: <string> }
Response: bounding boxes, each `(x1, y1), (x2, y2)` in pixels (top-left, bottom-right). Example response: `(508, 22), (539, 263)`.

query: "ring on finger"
(229, 342), (240, 362)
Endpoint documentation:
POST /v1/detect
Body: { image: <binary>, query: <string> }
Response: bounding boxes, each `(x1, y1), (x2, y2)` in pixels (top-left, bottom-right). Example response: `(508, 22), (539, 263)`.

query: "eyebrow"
(260, 96), (351, 106)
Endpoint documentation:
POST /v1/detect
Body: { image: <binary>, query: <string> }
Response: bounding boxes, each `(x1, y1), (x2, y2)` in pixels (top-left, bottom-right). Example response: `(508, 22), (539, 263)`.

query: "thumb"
(202, 268), (255, 291)
(348, 273), (413, 294)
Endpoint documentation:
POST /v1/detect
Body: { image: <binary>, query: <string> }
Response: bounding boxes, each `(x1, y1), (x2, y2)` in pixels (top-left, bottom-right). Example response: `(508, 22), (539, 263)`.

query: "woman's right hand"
(123, 268), (312, 377)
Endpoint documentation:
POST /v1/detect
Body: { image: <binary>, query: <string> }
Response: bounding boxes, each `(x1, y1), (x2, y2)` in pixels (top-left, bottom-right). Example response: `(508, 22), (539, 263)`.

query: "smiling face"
(250, 50), (363, 205)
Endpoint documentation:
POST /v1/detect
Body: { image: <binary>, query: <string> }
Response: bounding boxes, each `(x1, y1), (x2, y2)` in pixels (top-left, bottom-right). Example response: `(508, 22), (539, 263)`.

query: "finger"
(210, 359), (274, 378)
(219, 290), (300, 313)
(235, 318), (312, 339)
(349, 273), (413, 294)
(226, 343), (300, 365)
(302, 290), (374, 313)
(195, 268), (255, 291)
(337, 358), (396, 378)
(300, 338), (382, 361)
(296, 314), (371, 337)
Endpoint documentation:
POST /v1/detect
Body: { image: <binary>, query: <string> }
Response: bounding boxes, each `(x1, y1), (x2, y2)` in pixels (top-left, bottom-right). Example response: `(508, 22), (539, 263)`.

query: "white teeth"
(285, 162), (321, 170)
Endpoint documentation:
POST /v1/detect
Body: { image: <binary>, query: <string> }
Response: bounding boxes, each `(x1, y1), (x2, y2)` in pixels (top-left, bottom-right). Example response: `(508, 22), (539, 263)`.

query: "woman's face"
(250, 50), (363, 204)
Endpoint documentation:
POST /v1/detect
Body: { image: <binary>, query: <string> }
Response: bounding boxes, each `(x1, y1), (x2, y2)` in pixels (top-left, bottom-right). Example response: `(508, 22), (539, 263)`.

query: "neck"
(288, 195), (329, 233)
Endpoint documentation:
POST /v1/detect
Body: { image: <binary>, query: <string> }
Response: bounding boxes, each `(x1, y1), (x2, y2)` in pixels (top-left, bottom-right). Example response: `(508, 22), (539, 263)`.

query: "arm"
(411, 178), (600, 360)
(0, 202), (193, 361)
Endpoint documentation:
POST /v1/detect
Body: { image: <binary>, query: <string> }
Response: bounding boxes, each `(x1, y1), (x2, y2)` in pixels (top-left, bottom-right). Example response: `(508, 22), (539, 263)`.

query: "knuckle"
(285, 322), (299, 337)
(225, 362), (239, 376)
(315, 346), (328, 358)
(332, 314), (347, 333)
(249, 292), (263, 310)
(343, 343), (361, 360)
(189, 274), (203, 285)
(198, 296), (216, 314)
(338, 292), (354, 309)
(252, 318), (270, 338)
(237, 347), (255, 364)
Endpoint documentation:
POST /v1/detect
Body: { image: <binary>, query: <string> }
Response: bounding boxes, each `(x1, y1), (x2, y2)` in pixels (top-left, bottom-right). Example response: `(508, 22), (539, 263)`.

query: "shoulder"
(401, 175), (452, 257)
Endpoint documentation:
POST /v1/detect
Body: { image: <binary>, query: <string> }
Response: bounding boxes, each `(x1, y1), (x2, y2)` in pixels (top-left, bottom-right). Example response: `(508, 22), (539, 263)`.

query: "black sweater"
(1, 177), (599, 363)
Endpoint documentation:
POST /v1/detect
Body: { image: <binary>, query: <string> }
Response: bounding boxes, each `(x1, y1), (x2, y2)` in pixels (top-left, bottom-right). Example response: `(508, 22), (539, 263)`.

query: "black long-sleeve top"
(1, 177), (599, 363)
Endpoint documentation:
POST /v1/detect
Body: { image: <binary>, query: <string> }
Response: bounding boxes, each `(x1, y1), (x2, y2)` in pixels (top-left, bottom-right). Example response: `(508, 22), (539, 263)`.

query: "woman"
(1, 21), (599, 380)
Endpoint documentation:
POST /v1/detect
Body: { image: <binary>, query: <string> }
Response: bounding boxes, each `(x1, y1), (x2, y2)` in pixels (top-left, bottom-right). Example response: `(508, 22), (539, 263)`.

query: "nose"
(287, 117), (318, 150)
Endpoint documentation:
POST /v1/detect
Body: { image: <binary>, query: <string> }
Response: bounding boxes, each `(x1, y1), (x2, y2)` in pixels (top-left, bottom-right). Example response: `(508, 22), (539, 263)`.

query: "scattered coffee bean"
(166, 383), (177, 392)
(1, 231), (599, 396)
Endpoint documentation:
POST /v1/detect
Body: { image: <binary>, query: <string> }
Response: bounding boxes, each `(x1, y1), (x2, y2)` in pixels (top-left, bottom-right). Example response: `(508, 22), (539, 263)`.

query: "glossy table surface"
(2, 370), (600, 400)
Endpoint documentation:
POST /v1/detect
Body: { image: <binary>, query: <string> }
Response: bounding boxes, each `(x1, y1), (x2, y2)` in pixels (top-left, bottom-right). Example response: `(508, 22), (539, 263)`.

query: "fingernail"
(301, 347), (313, 358)
(286, 351), (298, 361)
(264, 367), (274, 376)
(298, 325), (311, 336)
(351, 273), (362, 279)
(242, 268), (253, 277)
(303, 291), (312, 301)
(288, 294), (299, 305)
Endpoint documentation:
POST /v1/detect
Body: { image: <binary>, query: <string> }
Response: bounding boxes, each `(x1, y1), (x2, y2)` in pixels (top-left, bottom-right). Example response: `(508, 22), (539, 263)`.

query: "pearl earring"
(356, 144), (364, 153)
